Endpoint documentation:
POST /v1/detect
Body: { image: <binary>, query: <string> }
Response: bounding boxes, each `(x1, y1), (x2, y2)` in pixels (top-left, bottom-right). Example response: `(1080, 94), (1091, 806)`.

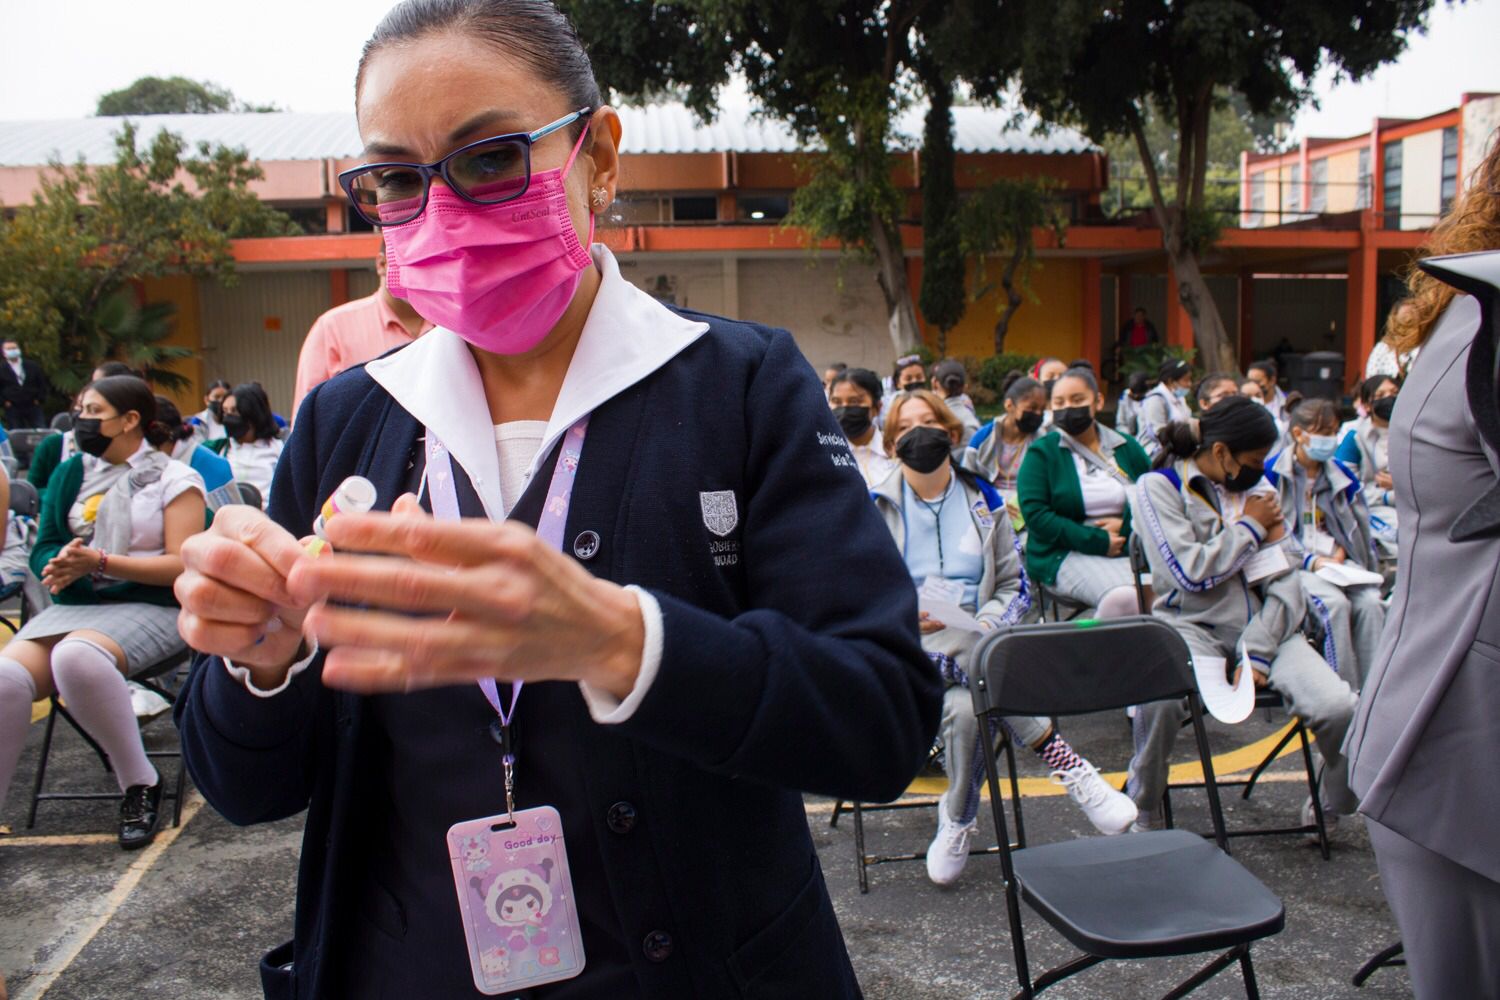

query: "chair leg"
(1161, 786), (1175, 830)
(1161, 946), (1246, 1000)
(25, 699), (61, 829)
(172, 754), (186, 827)
(829, 799), (844, 828)
(1352, 941), (1405, 987)
(1240, 723), (1298, 801)
(1002, 732), (1025, 849)
(852, 800), (870, 895)
(1238, 945), (1263, 1000)
(56, 702), (112, 773)
(1296, 724), (1331, 861)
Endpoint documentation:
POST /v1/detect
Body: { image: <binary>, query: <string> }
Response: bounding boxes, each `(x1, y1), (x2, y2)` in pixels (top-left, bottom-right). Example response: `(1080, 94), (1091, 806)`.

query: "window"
(737, 194), (791, 222)
(1248, 177), (1266, 227)
(611, 195), (669, 225)
(1288, 164), (1302, 219)
(1441, 126), (1460, 213)
(1356, 148), (1371, 209)
(1382, 142), (1403, 228)
(670, 196), (718, 222)
(1309, 159), (1329, 213)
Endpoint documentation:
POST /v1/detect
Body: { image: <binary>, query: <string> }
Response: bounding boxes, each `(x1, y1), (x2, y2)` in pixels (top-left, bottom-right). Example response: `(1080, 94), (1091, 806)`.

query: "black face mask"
(896, 425), (952, 474)
(1015, 410), (1045, 435)
(209, 400), (224, 421)
(1371, 396), (1397, 422)
(833, 405), (872, 440)
(1222, 457), (1265, 493)
(73, 417), (115, 457)
(222, 413), (249, 440)
(898, 381), (926, 393)
(1053, 405), (1094, 437)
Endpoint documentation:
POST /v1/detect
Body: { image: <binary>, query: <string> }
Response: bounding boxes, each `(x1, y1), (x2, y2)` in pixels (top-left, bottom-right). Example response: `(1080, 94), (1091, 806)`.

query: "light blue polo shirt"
(902, 477), (984, 610)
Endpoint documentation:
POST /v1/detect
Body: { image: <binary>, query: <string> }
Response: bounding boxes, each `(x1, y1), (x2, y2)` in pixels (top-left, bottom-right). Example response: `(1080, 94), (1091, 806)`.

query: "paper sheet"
(1242, 542), (1290, 584)
(1192, 654), (1256, 724)
(918, 577), (985, 633)
(1314, 562), (1385, 589)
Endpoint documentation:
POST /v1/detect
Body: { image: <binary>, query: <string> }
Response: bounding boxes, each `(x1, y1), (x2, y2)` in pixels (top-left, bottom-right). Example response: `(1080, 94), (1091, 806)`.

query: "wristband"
(93, 550), (109, 580)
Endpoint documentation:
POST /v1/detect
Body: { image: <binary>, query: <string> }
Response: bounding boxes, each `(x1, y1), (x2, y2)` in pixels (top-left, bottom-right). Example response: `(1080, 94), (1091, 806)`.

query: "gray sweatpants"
(1127, 622), (1359, 818)
(939, 684), (1049, 824)
(1368, 819), (1500, 999)
(1302, 573), (1386, 690)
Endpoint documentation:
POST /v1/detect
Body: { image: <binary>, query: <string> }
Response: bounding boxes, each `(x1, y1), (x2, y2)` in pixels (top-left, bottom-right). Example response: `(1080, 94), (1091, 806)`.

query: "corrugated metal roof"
(0, 104), (1094, 167)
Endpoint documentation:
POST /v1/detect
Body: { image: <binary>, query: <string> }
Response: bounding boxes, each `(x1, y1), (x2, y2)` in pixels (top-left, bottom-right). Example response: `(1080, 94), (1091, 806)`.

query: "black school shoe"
(119, 780), (163, 850)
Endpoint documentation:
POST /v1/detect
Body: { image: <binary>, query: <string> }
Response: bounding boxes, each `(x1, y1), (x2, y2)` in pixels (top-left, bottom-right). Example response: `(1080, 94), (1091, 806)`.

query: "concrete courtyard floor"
(1, 700), (1409, 999)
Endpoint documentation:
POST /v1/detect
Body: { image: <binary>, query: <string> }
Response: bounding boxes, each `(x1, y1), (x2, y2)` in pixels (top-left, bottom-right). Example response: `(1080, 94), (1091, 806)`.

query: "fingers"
(182, 532), (299, 608)
(215, 506), (308, 583)
(302, 603), (516, 664)
(173, 571), (276, 625)
(324, 512), (540, 568)
(285, 554), (532, 620)
(391, 492), (424, 517)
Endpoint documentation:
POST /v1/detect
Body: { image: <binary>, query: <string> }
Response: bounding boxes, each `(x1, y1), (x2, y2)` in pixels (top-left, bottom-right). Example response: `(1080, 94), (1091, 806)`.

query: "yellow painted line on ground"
(30, 699), (47, 724)
(804, 720), (1304, 815)
(14, 791), (206, 1000)
(0, 831), (116, 848)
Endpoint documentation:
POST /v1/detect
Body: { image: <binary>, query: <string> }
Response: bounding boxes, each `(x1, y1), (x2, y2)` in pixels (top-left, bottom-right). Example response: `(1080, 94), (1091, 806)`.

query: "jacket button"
(606, 801), (637, 834)
(642, 930), (674, 962)
(573, 531), (600, 560)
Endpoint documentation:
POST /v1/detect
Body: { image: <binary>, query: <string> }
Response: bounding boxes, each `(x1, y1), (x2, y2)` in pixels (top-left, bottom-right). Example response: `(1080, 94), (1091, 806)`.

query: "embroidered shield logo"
(700, 491), (739, 537)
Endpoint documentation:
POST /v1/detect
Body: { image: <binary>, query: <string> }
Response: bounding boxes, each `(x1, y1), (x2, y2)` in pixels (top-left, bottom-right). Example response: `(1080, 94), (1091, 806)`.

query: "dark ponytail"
(151, 395), (193, 448)
(1152, 394), (1277, 469)
(89, 376), (156, 440)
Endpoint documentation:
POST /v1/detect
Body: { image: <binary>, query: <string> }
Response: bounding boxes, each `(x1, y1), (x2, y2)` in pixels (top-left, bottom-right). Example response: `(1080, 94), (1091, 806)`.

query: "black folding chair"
(0, 480), (40, 637)
(971, 616), (1284, 999)
(1033, 582), (1090, 623)
(8, 428), (58, 472)
(1126, 535), (1330, 859)
(236, 482), (264, 509)
(1352, 941), (1405, 987)
(27, 647), (191, 830)
(829, 735), (1026, 894)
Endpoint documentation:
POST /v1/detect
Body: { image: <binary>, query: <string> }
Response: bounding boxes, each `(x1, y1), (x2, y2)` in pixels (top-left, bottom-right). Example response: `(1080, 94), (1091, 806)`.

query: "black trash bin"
(1286, 351), (1344, 401)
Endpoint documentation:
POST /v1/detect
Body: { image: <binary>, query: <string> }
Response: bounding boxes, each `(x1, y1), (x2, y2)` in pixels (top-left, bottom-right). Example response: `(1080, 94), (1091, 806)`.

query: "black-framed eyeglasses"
(338, 107), (595, 227)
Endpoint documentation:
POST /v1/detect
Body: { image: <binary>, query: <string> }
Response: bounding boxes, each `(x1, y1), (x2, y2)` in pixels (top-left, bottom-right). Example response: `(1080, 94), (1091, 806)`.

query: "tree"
(565, 0), (1004, 355)
(917, 69), (966, 355)
(961, 178), (1068, 353)
(1007, 0), (1443, 373)
(0, 123), (298, 393)
(96, 76), (279, 116)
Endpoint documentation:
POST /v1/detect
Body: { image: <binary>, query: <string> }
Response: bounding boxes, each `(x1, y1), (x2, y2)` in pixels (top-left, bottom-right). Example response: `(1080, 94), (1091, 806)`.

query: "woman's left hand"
(286, 494), (646, 697)
(42, 539), (101, 594)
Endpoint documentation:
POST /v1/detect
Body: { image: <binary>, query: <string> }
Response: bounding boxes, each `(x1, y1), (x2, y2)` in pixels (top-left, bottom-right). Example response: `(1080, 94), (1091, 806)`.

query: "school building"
(2, 95), (1497, 414)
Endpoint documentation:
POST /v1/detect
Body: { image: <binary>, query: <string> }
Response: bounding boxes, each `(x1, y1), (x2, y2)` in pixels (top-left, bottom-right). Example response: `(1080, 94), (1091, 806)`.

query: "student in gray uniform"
(1264, 399), (1386, 688)
(1335, 374), (1400, 555)
(1114, 371), (1151, 437)
(874, 390), (1135, 884)
(1346, 143), (1500, 997)
(963, 374), (1046, 532)
(1194, 372), (1239, 412)
(1136, 358), (1194, 459)
(930, 359), (982, 448)
(1127, 396), (1360, 831)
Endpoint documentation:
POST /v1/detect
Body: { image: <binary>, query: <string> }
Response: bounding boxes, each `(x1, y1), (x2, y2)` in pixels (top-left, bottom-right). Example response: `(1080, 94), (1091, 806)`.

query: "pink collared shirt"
(292, 292), (433, 416)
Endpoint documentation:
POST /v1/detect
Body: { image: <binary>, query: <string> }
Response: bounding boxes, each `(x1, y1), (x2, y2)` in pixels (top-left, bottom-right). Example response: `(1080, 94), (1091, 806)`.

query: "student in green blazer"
(1018, 367), (1151, 616)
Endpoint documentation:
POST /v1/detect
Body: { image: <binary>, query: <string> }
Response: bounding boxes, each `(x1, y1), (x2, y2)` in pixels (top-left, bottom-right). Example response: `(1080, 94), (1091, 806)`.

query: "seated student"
(187, 379), (232, 445)
(1195, 372), (1239, 412)
(1114, 371), (1151, 437)
(1247, 358), (1289, 422)
(822, 361), (848, 397)
(1018, 367), (1150, 618)
(153, 396), (240, 513)
(1265, 399), (1387, 688)
(830, 366), (899, 487)
(209, 383), (283, 510)
(874, 389), (1135, 883)
(964, 374), (1046, 529)
(1136, 358), (1195, 459)
(1031, 357), (1069, 430)
(1128, 397), (1360, 831)
(1336, 374), (1400, 549)
(0, 376), (206, 849)
(930, 359), (981, 447)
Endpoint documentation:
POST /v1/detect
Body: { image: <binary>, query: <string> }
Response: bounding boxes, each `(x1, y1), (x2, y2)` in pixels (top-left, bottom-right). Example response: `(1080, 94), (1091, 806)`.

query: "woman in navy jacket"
(171, 3), (937, 998)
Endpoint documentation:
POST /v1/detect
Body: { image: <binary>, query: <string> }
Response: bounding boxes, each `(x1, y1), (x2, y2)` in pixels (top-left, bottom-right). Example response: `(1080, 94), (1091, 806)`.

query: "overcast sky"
(1, 0), (1496, 141)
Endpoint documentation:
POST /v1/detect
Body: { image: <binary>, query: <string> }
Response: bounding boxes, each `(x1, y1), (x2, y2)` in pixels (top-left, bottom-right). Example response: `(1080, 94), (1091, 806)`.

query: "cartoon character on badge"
(474, 859), (555, 955)
(461, 834), (492, 873)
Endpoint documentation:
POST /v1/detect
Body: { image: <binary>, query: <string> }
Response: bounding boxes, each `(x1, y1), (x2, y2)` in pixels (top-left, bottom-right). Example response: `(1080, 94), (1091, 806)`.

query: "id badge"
(1313, 533), (1336, 557)
(447, 806), (586, 994)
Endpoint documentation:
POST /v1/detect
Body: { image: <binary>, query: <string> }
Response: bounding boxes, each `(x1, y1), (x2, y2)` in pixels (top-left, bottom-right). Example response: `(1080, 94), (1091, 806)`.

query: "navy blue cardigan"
(175, 312), (939, 999)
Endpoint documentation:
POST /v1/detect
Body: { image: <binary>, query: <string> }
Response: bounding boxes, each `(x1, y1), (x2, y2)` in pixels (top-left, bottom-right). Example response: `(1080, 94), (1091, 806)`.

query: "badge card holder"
(447, 807), (586, 994)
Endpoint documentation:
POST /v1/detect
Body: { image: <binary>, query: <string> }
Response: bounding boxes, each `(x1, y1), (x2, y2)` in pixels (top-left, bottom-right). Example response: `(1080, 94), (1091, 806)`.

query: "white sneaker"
(128, 682), (170, 719)
(1300, 796), (1339, 839)
(925, 813), (977, 886)
(1053, 762), (1137, 836)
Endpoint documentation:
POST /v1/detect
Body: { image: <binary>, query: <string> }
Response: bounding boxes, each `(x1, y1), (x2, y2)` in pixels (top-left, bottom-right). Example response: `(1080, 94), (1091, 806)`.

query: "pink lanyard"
(424, 418), (589, 820)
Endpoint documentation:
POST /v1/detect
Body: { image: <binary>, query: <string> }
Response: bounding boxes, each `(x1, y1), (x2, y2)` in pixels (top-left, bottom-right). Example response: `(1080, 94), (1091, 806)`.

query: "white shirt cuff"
(578, 585), (663, 724)
(224, 641), (320, 698)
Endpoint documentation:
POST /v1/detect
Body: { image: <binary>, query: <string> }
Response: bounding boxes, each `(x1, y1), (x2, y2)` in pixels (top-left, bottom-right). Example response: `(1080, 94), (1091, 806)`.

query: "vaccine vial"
(306, 475), (378, 556)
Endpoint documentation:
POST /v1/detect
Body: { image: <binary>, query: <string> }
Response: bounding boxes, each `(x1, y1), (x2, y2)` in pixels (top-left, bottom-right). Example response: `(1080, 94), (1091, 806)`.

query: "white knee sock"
(50, 639), (158, 792)
(0, 657), (37, 808)
(1095, 585), (1141, 619)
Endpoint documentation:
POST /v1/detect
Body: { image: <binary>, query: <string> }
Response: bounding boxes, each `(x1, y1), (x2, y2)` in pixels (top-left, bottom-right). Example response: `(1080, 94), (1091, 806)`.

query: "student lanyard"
(424, 417), (589, 823)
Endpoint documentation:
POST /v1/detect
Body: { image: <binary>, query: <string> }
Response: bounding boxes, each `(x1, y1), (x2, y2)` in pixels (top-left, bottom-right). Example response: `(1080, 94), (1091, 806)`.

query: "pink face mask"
(383, 128), (595, 356)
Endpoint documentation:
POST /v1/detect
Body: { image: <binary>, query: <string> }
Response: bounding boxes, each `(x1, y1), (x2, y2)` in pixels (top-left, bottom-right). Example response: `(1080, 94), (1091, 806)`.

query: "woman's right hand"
(918, 611), (947, 635)
(1106, 532), (1126, 557)
(1092, 516), (1124, 536)
(175, 505), (311, 682)
(1242, 492), (1282, 532)
(1375, 470), (1394, 491)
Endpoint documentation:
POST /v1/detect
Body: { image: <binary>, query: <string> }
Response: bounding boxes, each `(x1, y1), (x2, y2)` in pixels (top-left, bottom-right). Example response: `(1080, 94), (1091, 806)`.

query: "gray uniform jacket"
(1264, 448), (1380, 573)
(1131, 459), (1306, 669)
(1346, 294), (1500, 880)
(870, 466), (1030, 632)
(1345, 417), (1395, 510)
(1136, 384), (1192, 459)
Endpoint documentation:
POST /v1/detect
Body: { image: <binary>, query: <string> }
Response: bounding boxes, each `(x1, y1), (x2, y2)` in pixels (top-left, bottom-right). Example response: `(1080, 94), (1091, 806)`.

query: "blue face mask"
(1303, 434), (1338, 463)
(1173, 386), (1190, 400)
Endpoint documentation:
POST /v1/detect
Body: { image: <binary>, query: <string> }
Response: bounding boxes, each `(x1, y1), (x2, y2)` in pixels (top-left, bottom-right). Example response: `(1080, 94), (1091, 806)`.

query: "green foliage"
(1117, 344), (1198, 380)
(96, 76), (278, 116)
(86, 292), (196, 393)
(917, 75), (966, 346)
(960, 177), (1069, 352)
(976, 353), (1043, 397)
(0, 122), (298, 393)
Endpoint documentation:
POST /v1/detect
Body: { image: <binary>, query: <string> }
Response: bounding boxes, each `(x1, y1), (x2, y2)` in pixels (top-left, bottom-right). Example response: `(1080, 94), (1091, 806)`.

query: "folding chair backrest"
(236, 482), (264, 509)
(971, 616), (1194, 718)
(8, 428), (57, 469)
(1128, 531), (1149, 579)
(8, 479), (39, 519)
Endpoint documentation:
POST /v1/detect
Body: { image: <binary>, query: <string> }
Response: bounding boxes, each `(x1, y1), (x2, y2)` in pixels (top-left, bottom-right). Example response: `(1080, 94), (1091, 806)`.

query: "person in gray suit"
(1345, 140), (1500, 999)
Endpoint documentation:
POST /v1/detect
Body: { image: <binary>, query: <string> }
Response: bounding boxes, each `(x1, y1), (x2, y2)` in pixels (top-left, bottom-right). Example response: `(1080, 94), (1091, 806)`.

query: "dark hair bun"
(1158, 420), (1200, 459)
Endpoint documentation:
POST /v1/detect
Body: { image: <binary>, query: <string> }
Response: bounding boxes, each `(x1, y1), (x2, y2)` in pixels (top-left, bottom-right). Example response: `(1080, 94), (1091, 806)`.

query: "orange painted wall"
(138, 274), (205, 410)
(911, 255), (1085, 361)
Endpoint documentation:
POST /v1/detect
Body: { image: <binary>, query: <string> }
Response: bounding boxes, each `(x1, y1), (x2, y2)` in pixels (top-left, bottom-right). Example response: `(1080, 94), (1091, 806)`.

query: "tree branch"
(1189, 82), (1213, 212)
(1128, 106), (1171, 236)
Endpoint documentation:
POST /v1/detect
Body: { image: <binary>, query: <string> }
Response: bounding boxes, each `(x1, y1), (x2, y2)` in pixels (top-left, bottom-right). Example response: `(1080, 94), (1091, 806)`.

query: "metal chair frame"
(1351, 941), (1405, 987)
